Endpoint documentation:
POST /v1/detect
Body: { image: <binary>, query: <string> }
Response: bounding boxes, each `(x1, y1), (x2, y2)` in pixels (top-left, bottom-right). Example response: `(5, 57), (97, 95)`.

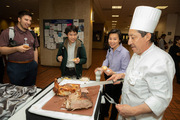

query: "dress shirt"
(118, 43), (175, 120)
(0, 26), (39, 61)
(66, 42), (76, 68)
(102, 44), (130, 73)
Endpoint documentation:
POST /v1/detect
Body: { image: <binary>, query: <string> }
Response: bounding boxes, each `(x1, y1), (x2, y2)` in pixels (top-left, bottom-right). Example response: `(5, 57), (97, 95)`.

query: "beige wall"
(175, 15), (180, 36)
(39, 0), (93, 68)
(155, 15), (167, 38)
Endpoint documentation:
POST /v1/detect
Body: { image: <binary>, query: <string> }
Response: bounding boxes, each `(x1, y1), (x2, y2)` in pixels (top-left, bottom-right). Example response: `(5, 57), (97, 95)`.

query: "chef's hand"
(116, 103), (152, 118)
(177, 52), (180, 56)
(16, 45), (31, 53)
(116, 104), (135, 118)
(58, 56), (63, 62)
(104, 68), (115, 76)
(107, 73), (125, 84)
(94, 67), (103, 74)
(74, 57), (80, 64)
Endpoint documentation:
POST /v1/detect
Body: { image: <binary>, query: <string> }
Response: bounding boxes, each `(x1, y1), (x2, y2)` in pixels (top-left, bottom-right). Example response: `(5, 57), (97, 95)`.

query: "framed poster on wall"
(43, 19), (84, 49)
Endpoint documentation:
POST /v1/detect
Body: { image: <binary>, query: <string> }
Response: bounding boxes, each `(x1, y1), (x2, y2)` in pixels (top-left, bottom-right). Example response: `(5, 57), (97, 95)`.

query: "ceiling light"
(112, 6), (122, 9)
(156, 6), (168, 9)
(112, 21), (117, 22)
(6, 5), (10, 8)
(112, 24), (116, 25)
(31, 13), (34, 15)
(112, 15), (119, 17)
(9, 17), (12, 19)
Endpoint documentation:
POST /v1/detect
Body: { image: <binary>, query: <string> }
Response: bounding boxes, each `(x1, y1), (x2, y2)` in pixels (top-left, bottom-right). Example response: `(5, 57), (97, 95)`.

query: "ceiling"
(1, 0), (180, 32)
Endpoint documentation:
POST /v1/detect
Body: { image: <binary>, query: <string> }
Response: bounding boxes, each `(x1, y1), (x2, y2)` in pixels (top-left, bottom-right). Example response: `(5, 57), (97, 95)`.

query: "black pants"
(175, 62), (180, 83)
(0, 56), (4, 84)
(99, 74), (123, 120)
(63, 67), (77, 78)
(7, 60), (38, 86)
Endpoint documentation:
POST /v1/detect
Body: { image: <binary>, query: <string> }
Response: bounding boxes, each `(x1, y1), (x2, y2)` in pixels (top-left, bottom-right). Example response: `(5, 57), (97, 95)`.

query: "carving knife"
(80, 78), (124, 87)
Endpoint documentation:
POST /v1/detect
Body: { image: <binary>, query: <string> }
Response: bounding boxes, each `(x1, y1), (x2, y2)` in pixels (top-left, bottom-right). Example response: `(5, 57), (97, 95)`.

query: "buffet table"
(9, 78), (103, 120)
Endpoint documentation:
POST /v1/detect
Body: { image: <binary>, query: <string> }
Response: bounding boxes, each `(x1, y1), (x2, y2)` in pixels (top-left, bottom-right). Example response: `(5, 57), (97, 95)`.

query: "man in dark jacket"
(56, 25), (87, 78)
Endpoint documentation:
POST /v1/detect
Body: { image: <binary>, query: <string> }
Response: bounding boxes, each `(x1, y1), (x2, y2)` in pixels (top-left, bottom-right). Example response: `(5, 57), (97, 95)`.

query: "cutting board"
(42, 86), (100, 116)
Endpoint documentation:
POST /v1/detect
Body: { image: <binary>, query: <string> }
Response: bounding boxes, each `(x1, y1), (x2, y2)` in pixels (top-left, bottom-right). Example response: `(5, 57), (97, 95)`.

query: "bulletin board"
(43, 19), (84, 49)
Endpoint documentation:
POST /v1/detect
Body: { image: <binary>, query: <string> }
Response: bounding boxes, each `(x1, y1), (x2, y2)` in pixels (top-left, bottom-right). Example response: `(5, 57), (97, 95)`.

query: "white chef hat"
(130, 6), (162, 33)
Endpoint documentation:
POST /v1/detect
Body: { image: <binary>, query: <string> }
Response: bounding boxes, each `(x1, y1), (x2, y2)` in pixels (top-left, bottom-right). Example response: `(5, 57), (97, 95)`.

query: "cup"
(95, 70), (101, 82)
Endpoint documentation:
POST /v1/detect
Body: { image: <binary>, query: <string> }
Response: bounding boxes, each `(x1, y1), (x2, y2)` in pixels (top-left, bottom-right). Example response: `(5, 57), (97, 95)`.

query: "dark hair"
(108, 29), (122, 43)
(18, 10), (33, 18)
(174, 36), (180, 45)
(137, 30), (154, 43)
(161, 34), (166, 38)
(64, 25), (78, 35)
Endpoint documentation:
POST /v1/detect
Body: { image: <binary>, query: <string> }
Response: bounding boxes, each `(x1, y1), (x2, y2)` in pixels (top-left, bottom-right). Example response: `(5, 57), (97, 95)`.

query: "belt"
(9, 60), (33, 64)
(66, 67), (75, 71)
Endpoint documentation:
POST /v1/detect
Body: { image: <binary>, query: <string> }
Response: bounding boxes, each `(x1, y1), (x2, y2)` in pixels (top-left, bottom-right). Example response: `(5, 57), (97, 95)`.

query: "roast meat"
(65, 92), (93, 111)
(53, 78), (81, 96)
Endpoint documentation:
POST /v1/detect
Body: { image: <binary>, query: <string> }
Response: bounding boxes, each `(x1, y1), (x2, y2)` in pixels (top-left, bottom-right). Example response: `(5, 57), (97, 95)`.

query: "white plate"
(28, 79), (102, 120)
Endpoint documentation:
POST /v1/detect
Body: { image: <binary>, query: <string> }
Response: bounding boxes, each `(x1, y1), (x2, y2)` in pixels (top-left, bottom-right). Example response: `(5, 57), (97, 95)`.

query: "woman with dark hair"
(169, 37), (180, 84)
(95, 29), (130, 120)
(56, 25), (87, 79)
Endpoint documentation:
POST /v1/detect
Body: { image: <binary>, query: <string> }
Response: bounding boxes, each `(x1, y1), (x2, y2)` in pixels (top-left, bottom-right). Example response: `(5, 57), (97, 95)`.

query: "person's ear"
(145, 33), (151, 42)
(18, 17), (20, 22)
(119, 39), (121, 44)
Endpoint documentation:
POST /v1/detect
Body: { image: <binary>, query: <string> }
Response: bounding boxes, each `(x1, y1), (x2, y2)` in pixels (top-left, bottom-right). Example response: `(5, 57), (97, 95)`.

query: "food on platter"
(61, 77), (70, 80)
(102, 66), (107, 71)
(23, 45), (30, 48)
(80, 87), (89, 93)
(65, 92), (93, 111)
(73, 58), (78, 61)
(53, 78), (81, 96)
(53, 78), (92, 111)
(79, 77), (90, 82)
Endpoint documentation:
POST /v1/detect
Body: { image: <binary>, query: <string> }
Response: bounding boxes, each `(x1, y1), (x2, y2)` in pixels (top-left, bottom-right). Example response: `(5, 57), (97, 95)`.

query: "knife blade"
(80, 78), (124, 87)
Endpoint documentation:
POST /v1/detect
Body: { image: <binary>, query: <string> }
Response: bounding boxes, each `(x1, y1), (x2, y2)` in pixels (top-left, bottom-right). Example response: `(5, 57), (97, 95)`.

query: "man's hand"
(107, 73), (125, 84)
(116, 104), (135, 118)
(17, 45), (31, 53)
(74, 57), (80, 64)
(58, 56), (63, 62)
(116, 103), (152, 118)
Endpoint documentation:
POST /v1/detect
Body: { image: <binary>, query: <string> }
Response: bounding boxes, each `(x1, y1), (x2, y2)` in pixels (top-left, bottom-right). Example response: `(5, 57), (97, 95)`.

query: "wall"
(155, 15), (167, 38)
(175, 15), (180, 36)
(165, 14), (178, 43)
(39, 0), (92, 68)
(156, 14), (180, 39)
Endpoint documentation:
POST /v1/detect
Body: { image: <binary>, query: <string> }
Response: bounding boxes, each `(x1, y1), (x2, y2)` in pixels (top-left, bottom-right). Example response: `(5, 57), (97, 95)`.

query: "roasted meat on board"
(53, 78), (81, 96)
(53, 78), (93, 110)
(65, 92), (93, 111)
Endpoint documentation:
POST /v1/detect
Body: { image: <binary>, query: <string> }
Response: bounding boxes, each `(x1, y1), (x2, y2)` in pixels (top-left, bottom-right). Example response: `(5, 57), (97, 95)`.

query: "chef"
(107, 6), (175, 120)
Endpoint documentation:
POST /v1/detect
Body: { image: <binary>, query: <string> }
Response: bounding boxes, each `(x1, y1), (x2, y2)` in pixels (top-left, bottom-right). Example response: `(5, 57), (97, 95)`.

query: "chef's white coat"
(118, 43), (175, 120)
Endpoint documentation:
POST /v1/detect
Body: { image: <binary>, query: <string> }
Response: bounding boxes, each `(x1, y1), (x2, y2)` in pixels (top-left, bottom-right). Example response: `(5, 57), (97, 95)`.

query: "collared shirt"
(102, 44), (130, 73)
(66, 41), (76, 68)
(119, 43), (175, 120)
(0, 26), (39, 61)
